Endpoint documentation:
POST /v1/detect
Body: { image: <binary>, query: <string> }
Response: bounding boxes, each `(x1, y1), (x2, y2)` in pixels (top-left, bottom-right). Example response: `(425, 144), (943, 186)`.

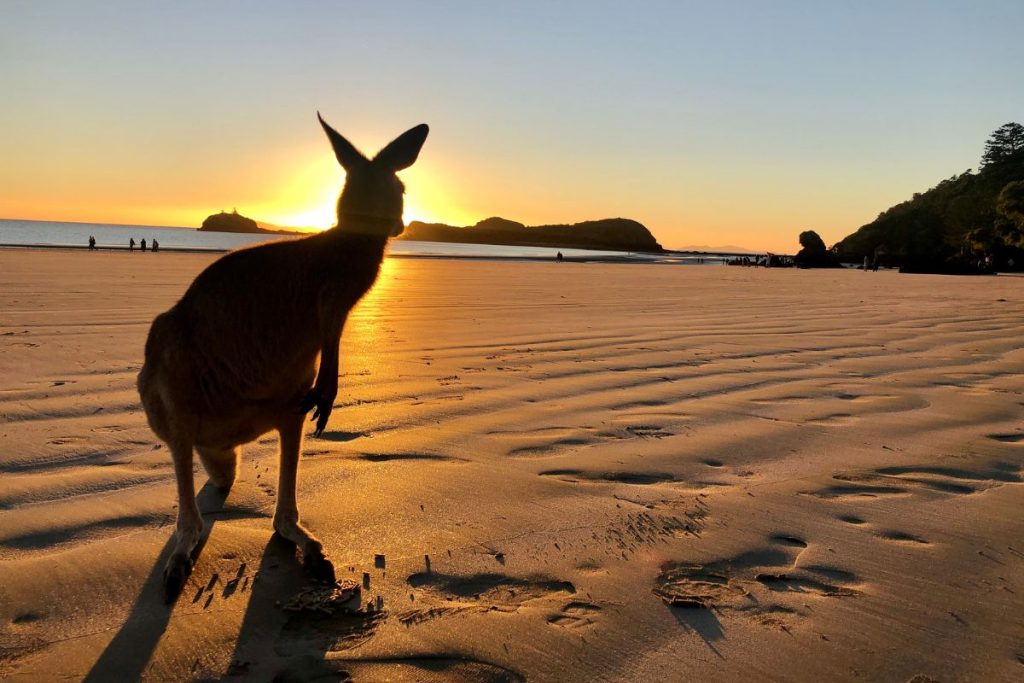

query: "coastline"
(0, 243), (718, 265)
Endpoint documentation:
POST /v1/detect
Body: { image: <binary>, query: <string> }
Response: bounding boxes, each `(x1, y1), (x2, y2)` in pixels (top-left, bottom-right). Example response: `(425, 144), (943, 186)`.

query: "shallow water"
(0, 218), (726, 263)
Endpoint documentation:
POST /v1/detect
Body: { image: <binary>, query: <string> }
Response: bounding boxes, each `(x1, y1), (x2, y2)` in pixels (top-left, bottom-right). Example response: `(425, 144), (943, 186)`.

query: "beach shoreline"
(0, 243), (720, 265)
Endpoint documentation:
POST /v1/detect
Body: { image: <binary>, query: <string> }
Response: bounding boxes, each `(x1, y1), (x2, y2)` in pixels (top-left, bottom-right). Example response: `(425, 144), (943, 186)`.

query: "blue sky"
(2, 0), (1022, 250)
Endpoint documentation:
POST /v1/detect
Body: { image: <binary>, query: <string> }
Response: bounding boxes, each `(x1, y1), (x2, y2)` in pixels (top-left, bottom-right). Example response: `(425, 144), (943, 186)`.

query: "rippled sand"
(1, 249), (1022, 681)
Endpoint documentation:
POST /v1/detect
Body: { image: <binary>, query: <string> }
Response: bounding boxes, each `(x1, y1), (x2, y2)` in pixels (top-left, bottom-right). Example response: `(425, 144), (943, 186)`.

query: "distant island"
(833, 122), (1024, 273)
(199, 210), (664, 253)
(199, 210), (305, 235)
(400, 216), (664, 253)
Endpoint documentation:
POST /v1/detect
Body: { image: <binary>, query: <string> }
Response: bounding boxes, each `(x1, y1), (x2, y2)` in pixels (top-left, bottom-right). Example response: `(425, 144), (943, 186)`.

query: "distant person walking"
(152, 239), (159, 252)
(556, 251), (564, 262)
(88, 235), (96, 250)
(129, 238), (135, 252)
(140, 238), (147, 252)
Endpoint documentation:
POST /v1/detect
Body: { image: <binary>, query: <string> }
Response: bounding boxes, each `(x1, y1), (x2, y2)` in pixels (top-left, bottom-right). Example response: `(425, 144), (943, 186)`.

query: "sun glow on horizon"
(233, 151), (475, 232)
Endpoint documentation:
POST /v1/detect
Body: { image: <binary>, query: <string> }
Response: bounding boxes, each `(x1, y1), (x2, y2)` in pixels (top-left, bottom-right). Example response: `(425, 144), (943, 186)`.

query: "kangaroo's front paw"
(303, 543), (336, 583)
(299, 390), (334, 437)
(163, 553), (193, 604)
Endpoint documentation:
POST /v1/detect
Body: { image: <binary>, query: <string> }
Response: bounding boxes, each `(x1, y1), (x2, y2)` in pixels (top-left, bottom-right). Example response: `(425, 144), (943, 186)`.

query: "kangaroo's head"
(318, 113), (429, 238)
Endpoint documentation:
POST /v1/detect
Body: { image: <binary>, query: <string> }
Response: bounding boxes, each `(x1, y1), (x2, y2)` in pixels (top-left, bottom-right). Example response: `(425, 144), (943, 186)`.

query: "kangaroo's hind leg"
(164, 435), (203, 602)
(197, 445), (239, 489)
(273, 412), (335, 582)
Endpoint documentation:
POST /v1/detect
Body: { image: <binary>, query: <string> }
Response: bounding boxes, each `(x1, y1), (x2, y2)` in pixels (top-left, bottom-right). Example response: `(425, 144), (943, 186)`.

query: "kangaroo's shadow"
(228, 537), (384, 680)
(83, 482), (229, 682)
(84, 480), (380, 681)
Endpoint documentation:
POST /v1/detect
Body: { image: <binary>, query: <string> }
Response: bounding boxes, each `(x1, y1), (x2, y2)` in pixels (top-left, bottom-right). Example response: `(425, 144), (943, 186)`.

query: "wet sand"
(1, 248), (1022, 681)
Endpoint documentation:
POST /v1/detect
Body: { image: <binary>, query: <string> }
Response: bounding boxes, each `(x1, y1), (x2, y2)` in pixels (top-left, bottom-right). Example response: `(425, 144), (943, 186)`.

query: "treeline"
(833, 123), (1024, 270)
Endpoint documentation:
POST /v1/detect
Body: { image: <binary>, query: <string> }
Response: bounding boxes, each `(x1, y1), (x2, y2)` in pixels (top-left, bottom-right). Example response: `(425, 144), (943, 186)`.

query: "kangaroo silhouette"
(138, 114), (429, 600)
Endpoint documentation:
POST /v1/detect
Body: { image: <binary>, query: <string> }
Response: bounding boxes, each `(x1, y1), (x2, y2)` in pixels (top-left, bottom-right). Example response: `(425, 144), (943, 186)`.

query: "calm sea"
(0, 219), (726, 264)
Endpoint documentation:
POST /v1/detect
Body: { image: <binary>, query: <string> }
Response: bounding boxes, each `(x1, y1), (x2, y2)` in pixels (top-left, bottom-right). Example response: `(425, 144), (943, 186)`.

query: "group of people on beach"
(87, 236), (159, 252)
(128, 237), (159, 252)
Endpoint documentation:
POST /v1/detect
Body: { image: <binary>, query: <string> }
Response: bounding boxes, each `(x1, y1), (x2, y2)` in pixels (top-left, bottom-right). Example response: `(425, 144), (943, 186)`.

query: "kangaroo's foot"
(164, 553), (193, 603)
(164, 510), (203, 603)
(274, 514), (336, 583)
(302, 539), (336, 583)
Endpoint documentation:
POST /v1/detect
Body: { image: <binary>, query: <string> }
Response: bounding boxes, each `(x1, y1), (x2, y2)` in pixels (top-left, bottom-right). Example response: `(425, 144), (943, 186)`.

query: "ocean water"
(0, 218), (724, 264)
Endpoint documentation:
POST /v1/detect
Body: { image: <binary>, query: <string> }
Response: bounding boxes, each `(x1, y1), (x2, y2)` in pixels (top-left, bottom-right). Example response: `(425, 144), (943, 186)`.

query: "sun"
(238, 148), (474, 231)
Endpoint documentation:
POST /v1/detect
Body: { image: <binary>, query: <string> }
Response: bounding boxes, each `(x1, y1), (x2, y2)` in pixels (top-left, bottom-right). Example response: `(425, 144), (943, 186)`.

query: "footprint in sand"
(547, 601), (602, 628)
(654, 536), (860, 628)
(623, 424), (674, 439)
(539, 469), (677, 486)
(399, 572), (575, 625)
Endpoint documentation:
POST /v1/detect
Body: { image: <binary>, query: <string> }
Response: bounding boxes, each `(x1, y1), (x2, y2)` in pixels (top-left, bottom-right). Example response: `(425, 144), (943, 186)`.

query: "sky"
(2, 1), (1022, 252)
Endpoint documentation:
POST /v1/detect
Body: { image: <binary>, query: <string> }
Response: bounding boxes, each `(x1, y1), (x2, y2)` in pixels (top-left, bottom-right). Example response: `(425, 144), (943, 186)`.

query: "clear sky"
(2, 1), (1022, 252)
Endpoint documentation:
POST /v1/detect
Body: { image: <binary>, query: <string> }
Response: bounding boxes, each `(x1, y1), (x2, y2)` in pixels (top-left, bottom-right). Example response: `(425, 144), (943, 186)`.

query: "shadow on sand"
(81, 482), (377, 681)
(83, 482), (228, 681)
(670, 606), (725, 658)
(82, 480), (522, 681)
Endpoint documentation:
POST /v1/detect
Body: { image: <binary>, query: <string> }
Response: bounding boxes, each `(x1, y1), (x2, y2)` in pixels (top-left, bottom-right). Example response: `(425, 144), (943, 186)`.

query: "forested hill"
(400, 217), (664, 253)
(833, 123), (1024, 267)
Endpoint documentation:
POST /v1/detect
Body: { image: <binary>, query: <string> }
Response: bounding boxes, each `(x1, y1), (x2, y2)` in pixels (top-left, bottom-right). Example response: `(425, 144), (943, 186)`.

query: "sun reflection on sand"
(344, 256), (407, 378)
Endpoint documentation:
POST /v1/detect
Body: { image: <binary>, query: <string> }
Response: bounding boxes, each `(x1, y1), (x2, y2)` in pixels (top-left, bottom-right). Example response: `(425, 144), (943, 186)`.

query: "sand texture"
(1, 249), (1023, 682)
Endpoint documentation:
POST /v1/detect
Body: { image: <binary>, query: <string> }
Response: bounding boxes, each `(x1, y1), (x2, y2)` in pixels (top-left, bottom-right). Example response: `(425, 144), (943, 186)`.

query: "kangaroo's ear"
(318, 112), (370, 171)
(373, 124), (429, 171)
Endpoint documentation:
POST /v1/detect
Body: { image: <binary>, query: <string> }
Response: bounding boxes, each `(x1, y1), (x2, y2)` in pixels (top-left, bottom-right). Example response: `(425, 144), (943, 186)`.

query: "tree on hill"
(981, 122), (1024, 168)
(833, 122), (1024, 270)
(997, 180), (1024, 228)
(991, 180), (1024, 249)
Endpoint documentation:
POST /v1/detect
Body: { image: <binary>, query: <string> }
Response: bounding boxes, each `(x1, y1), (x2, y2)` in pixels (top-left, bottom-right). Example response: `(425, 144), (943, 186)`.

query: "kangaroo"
(138, 115), (429, 601)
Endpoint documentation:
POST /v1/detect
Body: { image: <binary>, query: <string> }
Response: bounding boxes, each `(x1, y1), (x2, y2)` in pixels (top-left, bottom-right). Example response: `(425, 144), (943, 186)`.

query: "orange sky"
(2, 2), (1022, 253)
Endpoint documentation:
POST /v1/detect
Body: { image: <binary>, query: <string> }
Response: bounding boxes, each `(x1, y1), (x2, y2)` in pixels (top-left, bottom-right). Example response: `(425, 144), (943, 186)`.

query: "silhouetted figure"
(152, 239), (159, 252)
(140, 238), (147, 252)
(129, 238), (135, 252)
(556, 251), (564, 262)
(138, 115), (429, 601)
(88, 235), (96, 250)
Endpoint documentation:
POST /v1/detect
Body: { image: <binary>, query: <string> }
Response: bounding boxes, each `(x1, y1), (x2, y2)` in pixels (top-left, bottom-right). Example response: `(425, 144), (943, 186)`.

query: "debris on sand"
(281, 579), (361, 615)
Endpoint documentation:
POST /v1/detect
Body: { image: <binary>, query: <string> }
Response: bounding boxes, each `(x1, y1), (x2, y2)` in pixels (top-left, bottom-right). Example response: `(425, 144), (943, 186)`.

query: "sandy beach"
(1, 248), (1022, 682)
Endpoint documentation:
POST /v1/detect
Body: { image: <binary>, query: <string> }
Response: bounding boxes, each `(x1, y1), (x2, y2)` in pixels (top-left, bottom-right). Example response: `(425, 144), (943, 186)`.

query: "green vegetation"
(833, 122), (1024, 270)
(400, 216), (664, 253)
